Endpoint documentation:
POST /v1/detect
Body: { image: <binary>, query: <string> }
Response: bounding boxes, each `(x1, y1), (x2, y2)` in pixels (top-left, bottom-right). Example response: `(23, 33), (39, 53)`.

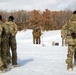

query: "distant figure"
(63, 10), (76, 71)
(52, 41), (55, 46)
(32, 27), (41, 44)
(61, 25), (67, 46)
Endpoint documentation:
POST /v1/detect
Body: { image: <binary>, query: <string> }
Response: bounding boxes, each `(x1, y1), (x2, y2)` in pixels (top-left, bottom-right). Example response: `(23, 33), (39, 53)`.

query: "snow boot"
(13, 64), (20, 67)
(0, 70), (3, 74)
(68, 68), (72, 71)
(67, 64), (73, 71)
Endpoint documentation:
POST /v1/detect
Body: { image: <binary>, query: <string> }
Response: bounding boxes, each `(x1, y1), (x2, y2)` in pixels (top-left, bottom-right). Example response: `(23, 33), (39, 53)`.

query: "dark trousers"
(33, 36), (41, 44)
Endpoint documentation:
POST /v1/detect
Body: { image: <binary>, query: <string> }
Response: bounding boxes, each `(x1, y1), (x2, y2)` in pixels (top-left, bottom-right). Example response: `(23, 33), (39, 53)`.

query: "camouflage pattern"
(0, 20), (9, 69)
(66, 46), (76, 68)
(61, 24), (67, 46)
(0, 21), (3, 57)
(74, 49), (76, 66)
(32, 27), (41, 44)
(5, 21), (18, 65)
(63, 14), (76, 69)
(0, 21), (3, 68)
(0, 58), (3, 67)
(5, 25), (11, 65)
(5, 22), (17, 36)
(65, 17), (76, 45)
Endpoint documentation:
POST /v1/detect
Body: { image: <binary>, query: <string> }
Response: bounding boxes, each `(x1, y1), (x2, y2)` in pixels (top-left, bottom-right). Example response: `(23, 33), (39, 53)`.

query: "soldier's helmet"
(8, 15), (14, 21)
(0, 15), (2, 21)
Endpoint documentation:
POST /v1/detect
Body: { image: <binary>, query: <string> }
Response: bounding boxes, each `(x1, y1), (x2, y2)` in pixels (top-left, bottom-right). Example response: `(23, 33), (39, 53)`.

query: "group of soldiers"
(61, 10), (76, 71)
(1, 10), (76, 73)
(0, 15), (19, 73)
(0, 15), (42, 73)
(32, 10), (76, 71)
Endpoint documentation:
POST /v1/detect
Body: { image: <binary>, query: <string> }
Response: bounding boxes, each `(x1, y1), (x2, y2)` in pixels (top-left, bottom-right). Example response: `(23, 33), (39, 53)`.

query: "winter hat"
(73, 10), (76, 14)
(8, 15), (14, 21)
(0, 15), (2, 21)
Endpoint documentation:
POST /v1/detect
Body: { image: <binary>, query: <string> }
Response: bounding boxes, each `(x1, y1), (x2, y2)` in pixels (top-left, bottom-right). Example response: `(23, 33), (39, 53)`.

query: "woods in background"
(0, 9), (72, 31)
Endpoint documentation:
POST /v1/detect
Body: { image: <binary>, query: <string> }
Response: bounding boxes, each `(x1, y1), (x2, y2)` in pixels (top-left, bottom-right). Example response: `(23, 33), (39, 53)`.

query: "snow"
(1, 29), (76, 75)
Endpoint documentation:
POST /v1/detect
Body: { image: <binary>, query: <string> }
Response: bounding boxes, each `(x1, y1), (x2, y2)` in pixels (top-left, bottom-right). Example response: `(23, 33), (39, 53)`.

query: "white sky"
(0, 0), (76, 11)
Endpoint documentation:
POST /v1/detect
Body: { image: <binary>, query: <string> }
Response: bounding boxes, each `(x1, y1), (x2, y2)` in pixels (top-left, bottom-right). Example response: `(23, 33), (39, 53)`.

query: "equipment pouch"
(71, 33), (76, 39)
(65, 36), (76, 45)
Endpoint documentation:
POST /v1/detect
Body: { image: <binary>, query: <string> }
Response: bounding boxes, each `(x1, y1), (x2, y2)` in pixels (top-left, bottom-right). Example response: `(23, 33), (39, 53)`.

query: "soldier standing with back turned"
(0, 15), (9, 72)
(32, 26), (41, 44)
(5, 16), (19, 67)
(63, 10), (76, 71)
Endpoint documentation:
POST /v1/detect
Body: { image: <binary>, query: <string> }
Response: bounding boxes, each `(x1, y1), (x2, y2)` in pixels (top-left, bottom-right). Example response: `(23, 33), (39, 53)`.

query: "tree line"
(0, 9), (72, 31)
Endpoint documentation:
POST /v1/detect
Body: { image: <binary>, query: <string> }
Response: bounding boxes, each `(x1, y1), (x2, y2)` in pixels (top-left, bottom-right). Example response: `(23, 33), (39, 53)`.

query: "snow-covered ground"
(1, 29), (76, 75)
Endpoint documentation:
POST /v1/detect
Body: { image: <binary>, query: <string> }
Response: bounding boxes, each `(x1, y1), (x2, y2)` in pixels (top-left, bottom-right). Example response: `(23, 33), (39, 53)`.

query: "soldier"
(61, 24), (67, 46)
(5, 16), (19, 67)
(0, 15), (9, 72)
(32, 26), (41, 44)
(0, 15), (4, 73)
(64, 10), (76, 71)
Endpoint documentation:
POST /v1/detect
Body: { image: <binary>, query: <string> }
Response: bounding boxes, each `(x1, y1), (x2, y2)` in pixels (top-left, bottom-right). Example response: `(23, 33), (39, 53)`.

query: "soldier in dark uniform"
(32, 26), (41, 44)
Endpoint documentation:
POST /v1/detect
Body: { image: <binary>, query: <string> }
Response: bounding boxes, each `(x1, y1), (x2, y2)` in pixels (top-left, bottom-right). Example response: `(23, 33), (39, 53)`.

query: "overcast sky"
(0, 0), (76, 11)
